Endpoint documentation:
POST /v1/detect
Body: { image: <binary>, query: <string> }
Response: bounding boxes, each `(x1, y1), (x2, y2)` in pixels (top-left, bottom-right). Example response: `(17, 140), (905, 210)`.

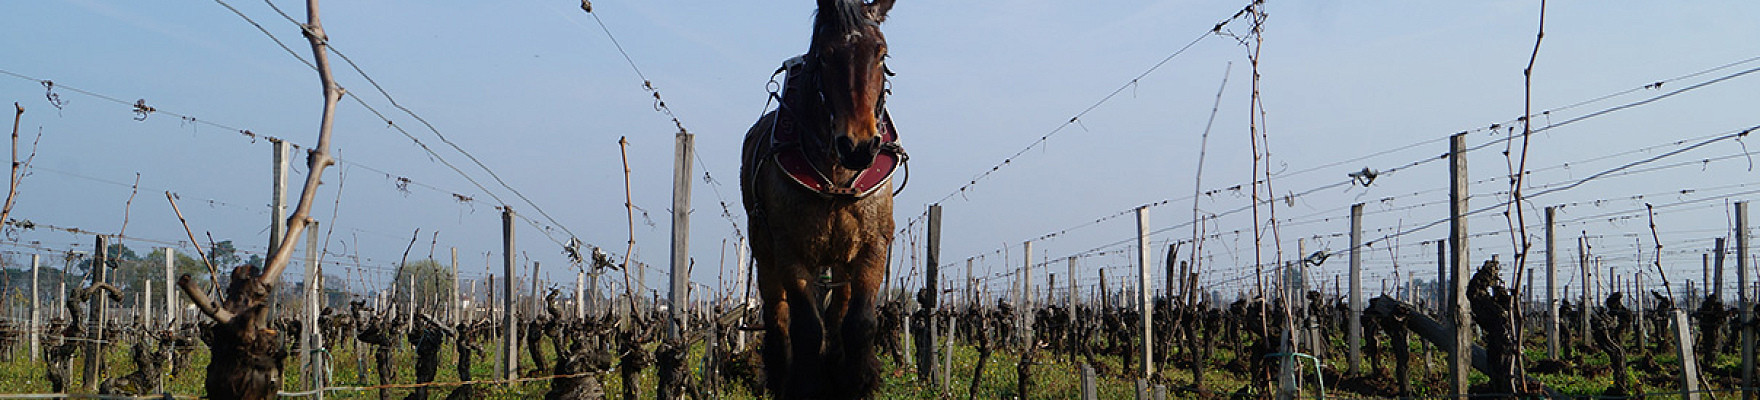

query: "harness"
(761, 55), (908, 198)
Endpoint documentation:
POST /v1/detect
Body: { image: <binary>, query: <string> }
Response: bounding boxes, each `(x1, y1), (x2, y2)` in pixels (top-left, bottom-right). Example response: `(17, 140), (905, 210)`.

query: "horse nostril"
(836, 136), (857, 156)
(836, 136), (876, 170)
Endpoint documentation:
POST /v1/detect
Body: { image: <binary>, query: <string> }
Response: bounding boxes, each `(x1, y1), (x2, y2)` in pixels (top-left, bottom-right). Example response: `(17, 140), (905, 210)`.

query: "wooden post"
(1436, 240), (1447, 316)
(1689, 279), (1699, 311)
(82, 235), (109, 391)
(269, 139), (289, 317)
(410, 271), (418, 336)
(669, 131), (695, 341)
(1524, 266), (1534, 316)
(1167, 244), (1180, 301)
(919, 204), (941, 381)
(1580, 236), (1591, 348)
(1607, 258), (1616, 306)
(502, 207), (519, 381)
(1068, 256), (1078, 363)
(1099, 268), (1108, 315)
(530, 261), (541, 321)
(1675, 309), (1702, 400)
(1545, 206), (1559, 359)
(1046, 275), (1056, 313)
(1738, 201), (1752, 399)
(1135, 206), (1154, 376)
(731, 237), (744, 348)
(29, 254), (39, 360)
(1080, 363), (1098, 400)
(942, 312), (955, 391)
(487, 272), (497, 374)
(1717, 238), (1728, 300)
(1348, 203), (1364, 375)
(1638, 273), (1649, 349)
(1177, 260), (1189, 308)
(576, 270), (585, 319)
(303, 220), (324, 399)
(1695, 257), (1708, 309)
(1447, 132), (1471, 397)
(1279, 253), (1299, 400)
(1021, 240), (1034, 345)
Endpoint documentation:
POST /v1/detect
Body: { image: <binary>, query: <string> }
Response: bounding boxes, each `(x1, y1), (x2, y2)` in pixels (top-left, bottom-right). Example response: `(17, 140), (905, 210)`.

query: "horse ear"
(866, 0), (896, 23)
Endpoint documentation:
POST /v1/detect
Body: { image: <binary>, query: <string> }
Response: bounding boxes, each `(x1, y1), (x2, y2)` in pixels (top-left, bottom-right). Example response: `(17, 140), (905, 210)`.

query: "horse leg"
(784, 276), (827, 399)
(759, 270), (793, 398)
(834, 251), (886, 399)
(821, 279), (854, 373)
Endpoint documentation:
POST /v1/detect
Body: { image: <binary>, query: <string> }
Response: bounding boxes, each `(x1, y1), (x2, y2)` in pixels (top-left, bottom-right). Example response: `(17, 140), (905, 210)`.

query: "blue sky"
(3, 0), (1759, 305)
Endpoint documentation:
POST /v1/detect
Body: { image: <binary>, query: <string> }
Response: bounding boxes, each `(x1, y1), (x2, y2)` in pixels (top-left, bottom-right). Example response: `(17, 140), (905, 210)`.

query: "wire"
(1014, 124), (1756, 285)
(0, 67), (498, 211)
(225, 0), (609, 261)
(922, 5), (1251, 211)
(926, 53), (1760, 274)
(569, 4), (746, 245)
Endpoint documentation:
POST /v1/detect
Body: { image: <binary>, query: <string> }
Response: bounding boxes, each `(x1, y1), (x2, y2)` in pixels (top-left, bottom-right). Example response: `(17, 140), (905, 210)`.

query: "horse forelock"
(812, 0), (873, 49)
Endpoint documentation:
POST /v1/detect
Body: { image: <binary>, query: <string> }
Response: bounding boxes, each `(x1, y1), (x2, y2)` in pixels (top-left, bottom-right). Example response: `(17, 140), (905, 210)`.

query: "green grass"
(0, 331), (1736, 399)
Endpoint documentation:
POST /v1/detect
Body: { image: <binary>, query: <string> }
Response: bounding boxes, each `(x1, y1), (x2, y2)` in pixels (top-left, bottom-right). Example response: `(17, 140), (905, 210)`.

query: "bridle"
(757, 52), (909, 199)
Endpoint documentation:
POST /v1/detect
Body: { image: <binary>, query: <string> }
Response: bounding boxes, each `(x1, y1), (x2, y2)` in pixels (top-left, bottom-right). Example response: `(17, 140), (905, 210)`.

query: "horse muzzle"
(835, 135), (880, 170)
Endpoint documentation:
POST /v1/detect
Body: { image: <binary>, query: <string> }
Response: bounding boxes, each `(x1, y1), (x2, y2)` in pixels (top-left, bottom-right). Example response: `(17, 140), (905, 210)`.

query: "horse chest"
(766, 196), (880, 263)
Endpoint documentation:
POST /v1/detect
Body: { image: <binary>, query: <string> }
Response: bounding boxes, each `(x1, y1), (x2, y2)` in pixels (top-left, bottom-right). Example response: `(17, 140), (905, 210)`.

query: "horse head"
(808, 0), (895, 171)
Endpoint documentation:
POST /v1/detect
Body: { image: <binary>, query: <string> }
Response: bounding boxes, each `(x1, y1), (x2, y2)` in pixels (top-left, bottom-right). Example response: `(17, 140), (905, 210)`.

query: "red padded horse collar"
(770, 109), (904, 198)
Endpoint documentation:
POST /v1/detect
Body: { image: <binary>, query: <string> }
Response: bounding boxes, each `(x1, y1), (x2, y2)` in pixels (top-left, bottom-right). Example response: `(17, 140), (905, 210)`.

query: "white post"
(576, 270), (586, 319)
(144, 285), (153, 328)
(164, 248), (176, 329)
(408, 273), (417, 334)
(451, 247), (459, 324)
(30, 254), (39, 359)
(735, 236), (749, 350)
(736, 237), (749, 307)
(1135, 206), (1154, 376)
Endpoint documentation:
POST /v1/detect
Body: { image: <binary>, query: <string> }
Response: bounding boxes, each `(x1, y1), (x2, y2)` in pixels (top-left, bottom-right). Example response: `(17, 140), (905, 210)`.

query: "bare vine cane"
(175, 0), (344, 398)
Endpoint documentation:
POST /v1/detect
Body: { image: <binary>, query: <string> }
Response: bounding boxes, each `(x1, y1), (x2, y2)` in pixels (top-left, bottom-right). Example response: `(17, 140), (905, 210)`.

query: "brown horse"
(740, 0), (901, 398)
